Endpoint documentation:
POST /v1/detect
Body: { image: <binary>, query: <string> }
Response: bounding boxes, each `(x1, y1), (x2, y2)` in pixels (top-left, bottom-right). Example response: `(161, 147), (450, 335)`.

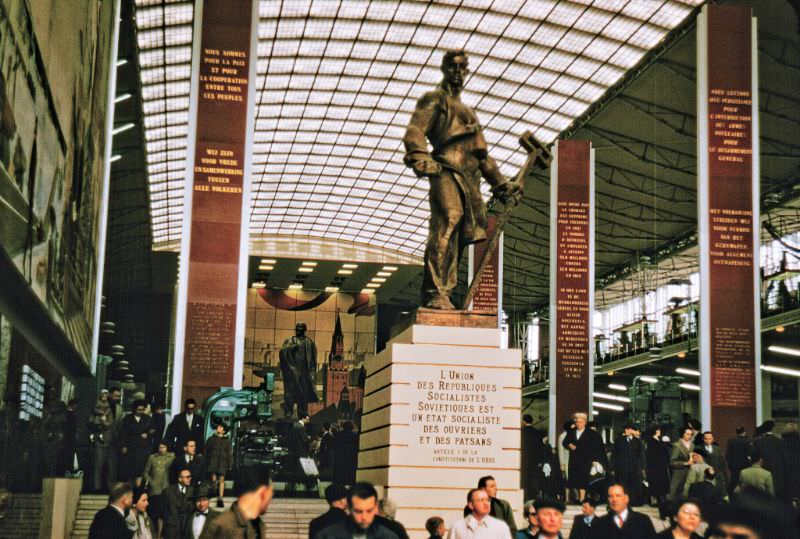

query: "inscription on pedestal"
(408, 365), (505, 466)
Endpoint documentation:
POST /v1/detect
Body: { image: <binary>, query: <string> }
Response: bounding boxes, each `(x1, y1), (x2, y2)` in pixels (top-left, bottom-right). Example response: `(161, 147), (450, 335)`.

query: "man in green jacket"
(736, 451), (775, 497)
(478, 475), (518, 534)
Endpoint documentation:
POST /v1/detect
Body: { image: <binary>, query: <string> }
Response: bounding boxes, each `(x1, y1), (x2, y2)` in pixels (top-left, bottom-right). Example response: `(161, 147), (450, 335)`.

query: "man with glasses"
(164, 466), (194, 539)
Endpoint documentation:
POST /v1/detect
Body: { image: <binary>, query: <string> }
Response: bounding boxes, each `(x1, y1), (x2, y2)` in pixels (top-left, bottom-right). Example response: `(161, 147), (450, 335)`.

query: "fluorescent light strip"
(261, 259), (276, 264)
(608, 383), (627, 392)
(301, 261), (318, 267)
(110, 154), (122, 163)
(593, 401), (624, 411)
(761, 365), (800, 377)
(324, 286), (339, 292)
(676, 367), (700, 377)
(116, 58), (128, 67)
(371, 277), (387, 283)
(361, 289), (374, 294)
(365, 283), (380, 288)
(342, 263), (358, 269)
(337, 269), (353, 275)
(679, 383), (701, 391)
(114, 93), (132, 103)
(639, 376), (659, 384)
(288, 283), (303, 290)
(382, 266), (398, 272)
(376, 271), (392, 277)
(768, 345), (800, 357)
(593, 391), (631, 403)
(258, 265), (273, 271)
(298, 267), (314, 273)
(112, 122), (135, 136)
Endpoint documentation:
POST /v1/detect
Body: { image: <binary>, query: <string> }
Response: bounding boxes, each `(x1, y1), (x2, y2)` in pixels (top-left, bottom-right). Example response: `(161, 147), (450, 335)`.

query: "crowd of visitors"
(520, 412), (800, 517)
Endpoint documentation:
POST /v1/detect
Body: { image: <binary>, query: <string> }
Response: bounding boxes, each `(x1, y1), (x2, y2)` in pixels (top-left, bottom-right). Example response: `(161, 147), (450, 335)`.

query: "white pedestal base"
(357, 324), (523, 538)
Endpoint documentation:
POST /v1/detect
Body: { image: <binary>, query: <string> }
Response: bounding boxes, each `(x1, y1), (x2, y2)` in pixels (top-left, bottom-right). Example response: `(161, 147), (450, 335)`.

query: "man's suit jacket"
(199, 502), (268, 539)
(737, 465), (775, 496)
(163, 484), (194, 539)
(491, 497), (518, 534)
(88, 505), (134, 539)
(171, 453), (207, 484)
(183, 509), (221, 539)
(309, 507), (348, 539)
(166, 413), (206, 452)
(569, 514), (595, 539)
(589, 510), (656, 539)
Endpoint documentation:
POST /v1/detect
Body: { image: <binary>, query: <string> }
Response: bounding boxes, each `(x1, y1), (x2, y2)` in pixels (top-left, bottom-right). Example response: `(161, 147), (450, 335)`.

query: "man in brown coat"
(200, 465), (273, 538)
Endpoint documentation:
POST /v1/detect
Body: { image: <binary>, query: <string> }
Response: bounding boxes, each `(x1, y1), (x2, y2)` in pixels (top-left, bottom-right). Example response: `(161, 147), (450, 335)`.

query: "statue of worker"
(403, 49), (522, 310)
(279, 322), (318, 418)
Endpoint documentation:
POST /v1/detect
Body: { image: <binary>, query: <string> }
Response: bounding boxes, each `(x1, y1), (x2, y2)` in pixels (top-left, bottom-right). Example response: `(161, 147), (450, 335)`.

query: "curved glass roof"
(135, 0), (703, 256)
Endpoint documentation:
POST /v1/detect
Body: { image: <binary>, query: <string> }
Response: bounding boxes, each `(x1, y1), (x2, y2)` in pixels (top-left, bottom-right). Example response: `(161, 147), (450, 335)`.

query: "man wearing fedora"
(185, 482), (220, 539)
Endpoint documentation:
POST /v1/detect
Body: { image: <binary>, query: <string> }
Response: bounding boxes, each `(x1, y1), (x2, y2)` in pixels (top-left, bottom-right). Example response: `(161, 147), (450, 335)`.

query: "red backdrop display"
(701, 4), (758, 442)
(550, 140), (593, 432)
(181, 0), (254, 404)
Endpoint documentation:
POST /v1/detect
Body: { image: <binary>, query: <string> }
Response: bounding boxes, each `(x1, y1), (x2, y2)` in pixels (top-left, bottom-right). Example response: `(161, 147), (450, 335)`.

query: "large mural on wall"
(244, 288), (376, 417)
(0, 0), (114, 363)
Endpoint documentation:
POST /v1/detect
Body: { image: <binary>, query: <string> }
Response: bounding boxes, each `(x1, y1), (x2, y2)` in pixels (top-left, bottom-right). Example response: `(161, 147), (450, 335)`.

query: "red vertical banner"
(469, 214), (503, 324)
(177, 0), (256, 405)
(698, 4), (759, 443)
(549, 140), (594, 440)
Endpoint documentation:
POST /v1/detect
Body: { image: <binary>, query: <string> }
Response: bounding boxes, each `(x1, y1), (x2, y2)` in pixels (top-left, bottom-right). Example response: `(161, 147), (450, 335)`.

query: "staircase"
(71, 494), (107, 538)
(0, 493), (42, 538)
(264, 498), (329, 539)
(68, 494), (327, 539)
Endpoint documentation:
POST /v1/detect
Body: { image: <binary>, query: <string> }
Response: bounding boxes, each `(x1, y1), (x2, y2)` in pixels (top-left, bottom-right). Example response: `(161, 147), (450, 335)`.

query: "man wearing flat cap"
(185, 482), (220, 539)
(200, 465), (273, 539)
(532, 498), (565, 539)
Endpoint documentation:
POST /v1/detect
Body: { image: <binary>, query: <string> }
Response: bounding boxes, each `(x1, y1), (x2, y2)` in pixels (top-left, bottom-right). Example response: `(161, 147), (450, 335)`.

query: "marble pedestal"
(357, 324), (523, 538)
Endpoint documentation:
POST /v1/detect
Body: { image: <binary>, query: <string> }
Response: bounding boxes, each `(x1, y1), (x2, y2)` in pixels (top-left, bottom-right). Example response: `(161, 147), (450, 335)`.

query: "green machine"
(201, 372), (289, 478)
(629, 375), (684, 439)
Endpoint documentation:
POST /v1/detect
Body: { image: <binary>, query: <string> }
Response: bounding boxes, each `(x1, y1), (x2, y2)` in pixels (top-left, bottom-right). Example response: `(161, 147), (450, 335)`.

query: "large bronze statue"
(279, 322), (318, 418)
(403, 50), (522, 310)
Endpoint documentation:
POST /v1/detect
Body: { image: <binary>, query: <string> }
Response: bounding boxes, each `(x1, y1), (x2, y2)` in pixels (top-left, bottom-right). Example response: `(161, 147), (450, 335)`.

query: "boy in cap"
(200, 465), (272, 538)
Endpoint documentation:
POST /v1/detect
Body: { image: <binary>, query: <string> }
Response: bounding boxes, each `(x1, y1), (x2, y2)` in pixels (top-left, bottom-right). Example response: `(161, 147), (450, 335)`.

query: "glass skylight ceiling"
(135, 0), (703, 254)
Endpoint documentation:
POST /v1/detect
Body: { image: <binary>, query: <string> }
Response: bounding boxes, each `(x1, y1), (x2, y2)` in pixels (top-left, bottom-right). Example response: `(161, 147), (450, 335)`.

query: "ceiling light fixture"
(676, 367), (700, 377)
(376, 271), (392, 277)
(261, 259), (277, 264)
(258, 265), (273, 271)
(110, 154), (122, 163)
(116, 58), (128, 67)
(325, 286), (340, 293)
(593, 401), (624, 411)
(679, 383), (701, 391)
(337, 269), (353, 275)
(114, 93), (132, 104)
(342, 263), (358, 269)
(360, 289), (375, 294)
(768, 345), (800, 357)
(298, 267), (314, 273)
(594, 391), (631, 403)
(251, 281), (266, 289)
(639, 376), (659, 384)
(288, 283), (303, 290)
(371, 277), (387, 283)
(761, 365), (800, 377)
(301, 261), (318, 267)
(608, 383), (627, 392)
(382, 266), (398, 272)
(112, 122), (135, 136)
(366, 283), (380, 288)
(776, 326), (785, 333)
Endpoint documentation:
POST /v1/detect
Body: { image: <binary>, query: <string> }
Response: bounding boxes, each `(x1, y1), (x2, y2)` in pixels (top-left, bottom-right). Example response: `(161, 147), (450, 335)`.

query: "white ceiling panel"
(135, 0), (703, 254)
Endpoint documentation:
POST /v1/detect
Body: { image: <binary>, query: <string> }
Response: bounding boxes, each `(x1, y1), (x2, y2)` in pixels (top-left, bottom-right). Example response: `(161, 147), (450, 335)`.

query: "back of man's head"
(109, 482), (133, 505)
(325, 483), (349, 506)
